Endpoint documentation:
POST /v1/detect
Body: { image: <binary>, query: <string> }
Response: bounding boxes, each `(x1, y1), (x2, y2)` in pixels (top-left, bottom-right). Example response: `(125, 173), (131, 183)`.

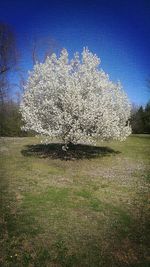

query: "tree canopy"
(20, 48), (131, 148)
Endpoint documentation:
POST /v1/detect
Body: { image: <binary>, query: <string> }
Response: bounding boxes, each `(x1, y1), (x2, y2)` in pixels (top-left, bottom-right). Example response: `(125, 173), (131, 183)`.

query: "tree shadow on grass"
(21, 143), (120, 160)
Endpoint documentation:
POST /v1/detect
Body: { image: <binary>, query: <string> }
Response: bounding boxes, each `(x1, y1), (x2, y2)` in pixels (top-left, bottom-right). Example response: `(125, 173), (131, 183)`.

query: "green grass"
(0, 135), (150, 266)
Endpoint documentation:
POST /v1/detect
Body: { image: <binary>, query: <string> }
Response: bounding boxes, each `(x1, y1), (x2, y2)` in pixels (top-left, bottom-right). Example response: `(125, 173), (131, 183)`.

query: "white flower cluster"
(20, 48), (131, 147)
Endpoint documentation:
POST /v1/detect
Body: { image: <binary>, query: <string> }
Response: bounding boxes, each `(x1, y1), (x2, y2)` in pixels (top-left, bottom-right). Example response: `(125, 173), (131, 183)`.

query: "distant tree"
(144, 101), (150, 133)
(16, 35), (59, 96)
(30, 36), (58, 65)
(130, 102), (150, 134)
(0, 99), (36, 137)
(136, 106), (145, 133)
(130, 104), (139, 133)
(20, 48), (131, 149)
(0, 100), (21, 136)
(0, 22), (18, 102)
(131, 106), (145, 133)
(0, 22), (20, 136)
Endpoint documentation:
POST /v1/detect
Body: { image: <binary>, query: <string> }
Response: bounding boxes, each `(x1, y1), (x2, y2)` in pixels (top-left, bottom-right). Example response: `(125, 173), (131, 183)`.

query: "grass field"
(0, 135), (150, 267)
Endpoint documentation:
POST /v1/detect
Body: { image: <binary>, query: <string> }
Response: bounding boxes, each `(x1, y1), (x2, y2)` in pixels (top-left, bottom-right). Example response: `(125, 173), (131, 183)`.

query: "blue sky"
(0, 0), (150, 105)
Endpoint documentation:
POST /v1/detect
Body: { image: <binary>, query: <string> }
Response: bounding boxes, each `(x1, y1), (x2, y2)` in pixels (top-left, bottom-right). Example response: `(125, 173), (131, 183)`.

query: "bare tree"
(16, 35), (60, 96)
(29, 35), (59, 65)
(0, 22), (18, 102)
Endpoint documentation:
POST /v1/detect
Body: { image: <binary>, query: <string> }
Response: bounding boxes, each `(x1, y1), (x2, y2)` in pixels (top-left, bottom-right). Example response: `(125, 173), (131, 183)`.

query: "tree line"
(130, 102), (150, 134)
(0, 100), (35, 136)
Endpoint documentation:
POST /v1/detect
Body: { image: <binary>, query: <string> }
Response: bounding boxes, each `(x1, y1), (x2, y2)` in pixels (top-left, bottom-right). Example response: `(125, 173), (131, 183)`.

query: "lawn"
(0, 135), (150, 267)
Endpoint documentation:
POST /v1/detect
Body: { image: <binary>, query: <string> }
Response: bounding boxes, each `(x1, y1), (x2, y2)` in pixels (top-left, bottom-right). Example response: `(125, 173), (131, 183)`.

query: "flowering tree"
(20, 48), (131, 149)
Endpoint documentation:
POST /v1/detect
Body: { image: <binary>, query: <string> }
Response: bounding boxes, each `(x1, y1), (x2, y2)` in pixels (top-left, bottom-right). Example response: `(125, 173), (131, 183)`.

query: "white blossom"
(20, 48), (131, 148)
